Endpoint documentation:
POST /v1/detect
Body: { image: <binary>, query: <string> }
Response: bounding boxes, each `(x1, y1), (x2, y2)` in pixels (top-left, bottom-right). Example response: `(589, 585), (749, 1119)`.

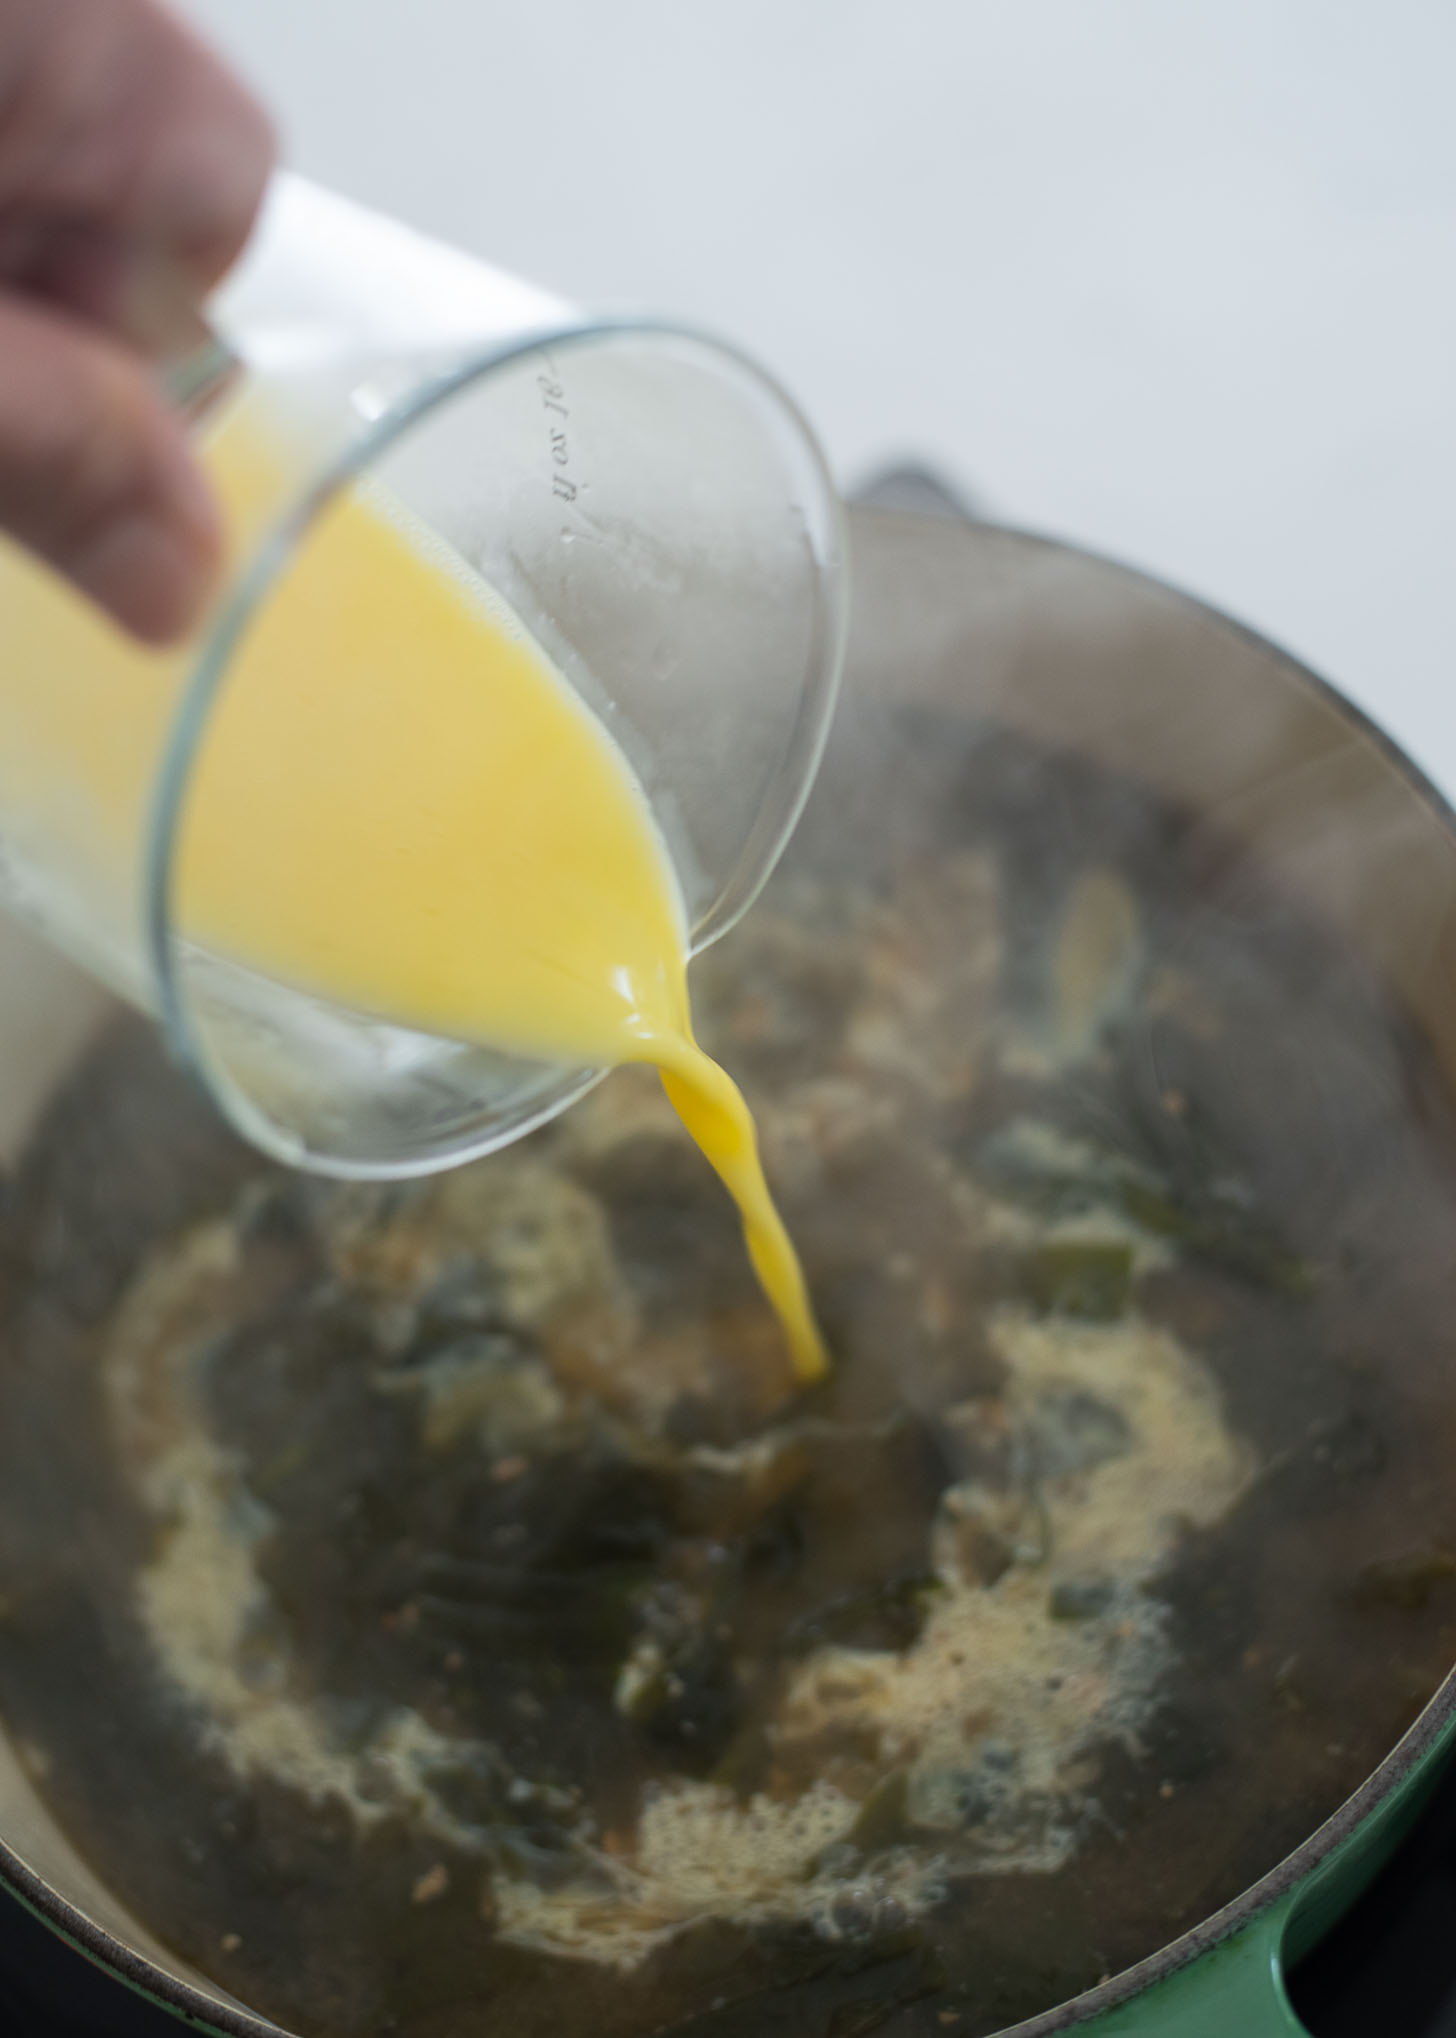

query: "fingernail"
(68, 499), (219, 646)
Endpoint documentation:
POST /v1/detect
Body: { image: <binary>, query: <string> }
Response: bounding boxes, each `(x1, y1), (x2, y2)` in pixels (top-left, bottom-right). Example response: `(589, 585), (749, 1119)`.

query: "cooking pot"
(1, 503), (1454, 2036)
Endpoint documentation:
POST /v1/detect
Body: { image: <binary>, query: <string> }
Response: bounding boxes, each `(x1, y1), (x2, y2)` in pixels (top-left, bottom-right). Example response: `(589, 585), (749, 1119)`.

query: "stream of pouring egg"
(0, 398), (826, 1382)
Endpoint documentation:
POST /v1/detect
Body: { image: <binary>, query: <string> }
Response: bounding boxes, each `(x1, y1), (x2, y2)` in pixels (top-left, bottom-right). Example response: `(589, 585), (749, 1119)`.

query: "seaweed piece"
(1118, 1179), (1313, 1297)
(782, 1572), (945, 1655)
(404, 1456), (681, 1679)
(971, 1123), (1313, 1298)
(844, 1768), (914, 1856)
(742, 1491), (809, 1581)
(1348, 1548), (1456, 1611)
(968, 1127), (1132, 1223)
(1023, 1391), (1133, 1480)
(621, 1630), (742, 1771)
(1048, 1578), (1116, 1621)
(1021, 1242), (1132, 1321)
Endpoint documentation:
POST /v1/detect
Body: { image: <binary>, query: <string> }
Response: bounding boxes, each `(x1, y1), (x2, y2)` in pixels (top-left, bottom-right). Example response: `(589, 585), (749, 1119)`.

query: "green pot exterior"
(1082, 1707), (1456, 2036)
(1085, 1916), (1302, 2038)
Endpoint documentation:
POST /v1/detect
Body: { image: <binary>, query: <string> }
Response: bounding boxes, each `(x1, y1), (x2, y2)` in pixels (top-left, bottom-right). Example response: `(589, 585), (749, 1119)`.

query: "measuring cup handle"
(1080, 1901), (1308, 2038)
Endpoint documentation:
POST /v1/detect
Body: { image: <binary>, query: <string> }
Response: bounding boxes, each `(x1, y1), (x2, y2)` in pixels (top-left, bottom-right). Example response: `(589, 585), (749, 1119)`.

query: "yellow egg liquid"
(0, 400), (826, 1383)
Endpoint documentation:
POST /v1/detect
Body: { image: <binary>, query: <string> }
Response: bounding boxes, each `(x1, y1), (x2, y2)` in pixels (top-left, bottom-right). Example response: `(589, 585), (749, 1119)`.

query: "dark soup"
(1, 704), (1455, 2037)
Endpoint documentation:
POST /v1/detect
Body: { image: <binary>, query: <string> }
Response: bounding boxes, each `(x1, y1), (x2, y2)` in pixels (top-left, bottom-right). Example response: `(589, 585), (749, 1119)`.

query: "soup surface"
(1, 707), (1455, 2037)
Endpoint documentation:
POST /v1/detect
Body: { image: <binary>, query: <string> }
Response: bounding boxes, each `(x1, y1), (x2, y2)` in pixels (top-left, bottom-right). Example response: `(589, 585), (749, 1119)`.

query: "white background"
(181, 0), (1456, 793)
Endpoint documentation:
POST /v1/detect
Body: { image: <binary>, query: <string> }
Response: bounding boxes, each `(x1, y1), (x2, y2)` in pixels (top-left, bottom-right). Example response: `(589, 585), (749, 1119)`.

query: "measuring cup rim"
(141, 313), (849, 1177)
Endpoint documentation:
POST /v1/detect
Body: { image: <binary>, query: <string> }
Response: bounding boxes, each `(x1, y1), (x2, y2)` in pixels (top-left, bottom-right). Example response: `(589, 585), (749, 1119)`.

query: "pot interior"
(1, 510), (1455, 2037)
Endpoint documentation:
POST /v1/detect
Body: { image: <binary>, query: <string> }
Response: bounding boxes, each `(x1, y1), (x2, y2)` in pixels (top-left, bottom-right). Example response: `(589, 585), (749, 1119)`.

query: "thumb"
(0, 292), (221, 643)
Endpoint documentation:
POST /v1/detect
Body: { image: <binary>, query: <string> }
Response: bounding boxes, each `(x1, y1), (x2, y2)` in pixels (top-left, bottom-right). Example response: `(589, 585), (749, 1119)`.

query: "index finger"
(0, 0), (276, 328)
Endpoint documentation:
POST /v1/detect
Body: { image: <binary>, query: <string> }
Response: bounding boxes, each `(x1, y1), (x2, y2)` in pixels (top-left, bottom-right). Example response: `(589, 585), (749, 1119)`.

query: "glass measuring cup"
(0, 174), (847, 1177)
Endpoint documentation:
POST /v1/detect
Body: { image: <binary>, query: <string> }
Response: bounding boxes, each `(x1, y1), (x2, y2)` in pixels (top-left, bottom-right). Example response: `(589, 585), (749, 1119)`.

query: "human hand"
(0, 0), (274, 641)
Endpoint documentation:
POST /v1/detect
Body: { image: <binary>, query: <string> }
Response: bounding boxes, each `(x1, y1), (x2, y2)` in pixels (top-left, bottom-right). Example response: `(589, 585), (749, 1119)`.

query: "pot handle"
(1081, 1897), (1307, 2038)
